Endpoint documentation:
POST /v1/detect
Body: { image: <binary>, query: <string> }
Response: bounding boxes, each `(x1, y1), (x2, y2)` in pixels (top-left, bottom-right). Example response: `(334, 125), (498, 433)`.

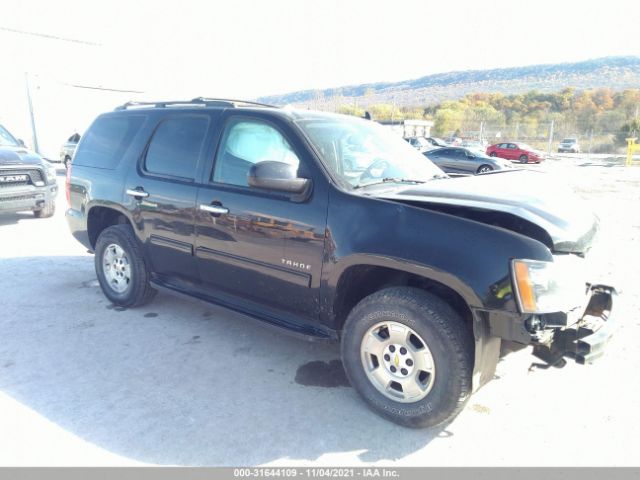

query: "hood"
(0, 147), (45, 166)
(374, 170), (598, 254)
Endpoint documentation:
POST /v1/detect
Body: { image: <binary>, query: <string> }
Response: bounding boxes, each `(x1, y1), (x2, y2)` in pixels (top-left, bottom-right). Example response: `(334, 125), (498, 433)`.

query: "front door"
(194, 114), (328, 322)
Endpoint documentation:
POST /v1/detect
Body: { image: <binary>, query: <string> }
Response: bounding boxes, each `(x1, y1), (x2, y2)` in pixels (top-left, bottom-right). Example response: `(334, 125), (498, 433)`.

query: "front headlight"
(511, 257), (587, 314)
(45, 164), (57, 184)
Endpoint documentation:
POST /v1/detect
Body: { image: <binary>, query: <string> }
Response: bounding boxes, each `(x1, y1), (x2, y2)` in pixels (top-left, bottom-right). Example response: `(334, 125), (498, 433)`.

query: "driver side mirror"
(17, 139), (26, 148)
(248, 161), (312, 198)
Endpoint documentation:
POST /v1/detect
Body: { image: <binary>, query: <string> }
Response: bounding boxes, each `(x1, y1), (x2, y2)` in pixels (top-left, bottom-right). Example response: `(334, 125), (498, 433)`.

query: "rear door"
(125, 112), (217, 282)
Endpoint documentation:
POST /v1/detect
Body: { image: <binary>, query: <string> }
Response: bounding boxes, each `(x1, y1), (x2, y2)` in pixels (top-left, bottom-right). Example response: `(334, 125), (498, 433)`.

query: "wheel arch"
(328, 255), (481, 332)
(87, 205), (133, 249)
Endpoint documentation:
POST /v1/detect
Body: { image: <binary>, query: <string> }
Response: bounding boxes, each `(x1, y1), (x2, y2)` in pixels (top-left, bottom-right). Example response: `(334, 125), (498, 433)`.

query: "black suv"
(1, 123), (58, 217)
(66, 98), (616, 428)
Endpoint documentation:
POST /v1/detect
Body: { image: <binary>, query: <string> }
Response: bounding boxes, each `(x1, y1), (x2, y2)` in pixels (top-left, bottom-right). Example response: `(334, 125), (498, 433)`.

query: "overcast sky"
(2, 0), (639, 156)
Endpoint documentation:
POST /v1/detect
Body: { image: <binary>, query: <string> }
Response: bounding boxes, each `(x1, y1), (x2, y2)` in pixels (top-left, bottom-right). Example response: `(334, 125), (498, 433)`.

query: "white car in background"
(558, 137), (580, 153)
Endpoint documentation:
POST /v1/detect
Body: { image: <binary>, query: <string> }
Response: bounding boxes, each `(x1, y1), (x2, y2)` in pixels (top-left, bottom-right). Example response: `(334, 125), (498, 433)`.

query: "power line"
(66, 83), (144, 94)
(0, 26), (101, 46)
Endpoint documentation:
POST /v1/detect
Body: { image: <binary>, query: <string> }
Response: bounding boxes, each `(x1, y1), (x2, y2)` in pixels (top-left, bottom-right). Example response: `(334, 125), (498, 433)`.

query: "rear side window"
(74, 115), (145, 169)
(144, 116), (209, 179)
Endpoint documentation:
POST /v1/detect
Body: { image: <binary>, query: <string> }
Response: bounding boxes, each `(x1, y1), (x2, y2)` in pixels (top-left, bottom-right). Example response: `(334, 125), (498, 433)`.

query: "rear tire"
(94, 224), (157, 307)
(33, 201), (55, 218)
(341, 287), (474, 428)
(519, 154), (528, 163)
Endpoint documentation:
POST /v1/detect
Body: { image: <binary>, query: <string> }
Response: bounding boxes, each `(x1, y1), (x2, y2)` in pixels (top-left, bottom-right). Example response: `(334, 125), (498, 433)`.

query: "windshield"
(0, 125), (19, 147)
(297, 114), (445, 189)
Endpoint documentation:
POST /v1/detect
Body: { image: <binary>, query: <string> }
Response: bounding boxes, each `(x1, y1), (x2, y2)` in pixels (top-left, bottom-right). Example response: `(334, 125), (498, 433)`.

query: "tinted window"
(213, 119), (300, 187)
(0, 125), (19, 147)
(145, 116), (209, 179)
(451, 148), (467, 159)
(508, 143), (518, 149)
(73, 115), (144, 169)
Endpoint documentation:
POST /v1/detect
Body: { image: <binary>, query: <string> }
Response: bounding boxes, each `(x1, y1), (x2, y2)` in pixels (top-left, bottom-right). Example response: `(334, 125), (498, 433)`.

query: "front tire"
(33, 201), (55, 218)
(94, 224), (157, 307)
(341, 287), (473, 428)
(477, 164), (493, 174)
(489, 152), (497, 157)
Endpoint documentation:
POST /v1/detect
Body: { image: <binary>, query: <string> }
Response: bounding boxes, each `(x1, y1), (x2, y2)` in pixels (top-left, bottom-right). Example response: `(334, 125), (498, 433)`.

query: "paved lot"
(1, 160), (639, 466)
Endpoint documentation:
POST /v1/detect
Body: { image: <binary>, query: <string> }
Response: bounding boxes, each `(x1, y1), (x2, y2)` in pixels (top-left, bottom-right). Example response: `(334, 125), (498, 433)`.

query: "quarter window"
(74, 115), (144, 169)
(145, 116), (209, 179)
(213, 119), (300, 187)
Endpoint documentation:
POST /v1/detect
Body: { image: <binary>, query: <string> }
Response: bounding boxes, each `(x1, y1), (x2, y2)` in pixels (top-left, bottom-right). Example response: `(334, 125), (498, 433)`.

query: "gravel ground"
(0, 159), (639, 466)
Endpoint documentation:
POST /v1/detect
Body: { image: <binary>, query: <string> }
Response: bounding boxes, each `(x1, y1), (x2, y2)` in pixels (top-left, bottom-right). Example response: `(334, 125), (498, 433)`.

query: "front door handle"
(199, 204), (229, 215)
(126, 188), (149, 199)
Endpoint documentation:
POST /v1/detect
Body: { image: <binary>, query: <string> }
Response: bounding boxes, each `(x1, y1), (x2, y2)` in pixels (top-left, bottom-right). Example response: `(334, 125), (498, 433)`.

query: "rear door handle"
(126, 188), (149, 199)
(199, 204), (229, 215)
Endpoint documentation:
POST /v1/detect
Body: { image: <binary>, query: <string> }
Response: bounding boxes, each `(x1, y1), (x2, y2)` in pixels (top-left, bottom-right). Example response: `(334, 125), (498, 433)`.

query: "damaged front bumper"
(532, 284), (616, 365)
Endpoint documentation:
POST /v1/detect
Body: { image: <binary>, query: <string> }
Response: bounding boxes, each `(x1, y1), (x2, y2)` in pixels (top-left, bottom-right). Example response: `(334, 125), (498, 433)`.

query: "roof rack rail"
(114, 97), (278, 111)
(191, 97), (278, 108)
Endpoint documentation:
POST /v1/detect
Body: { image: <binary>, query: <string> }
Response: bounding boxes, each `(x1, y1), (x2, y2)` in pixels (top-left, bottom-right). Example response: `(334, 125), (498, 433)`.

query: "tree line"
(338, 88), (640, 148)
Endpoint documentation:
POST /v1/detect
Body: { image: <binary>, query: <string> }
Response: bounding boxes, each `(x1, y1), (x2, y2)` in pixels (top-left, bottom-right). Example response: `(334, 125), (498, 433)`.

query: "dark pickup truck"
(1, 123), (58, 217)
(66, 98), (616, 428)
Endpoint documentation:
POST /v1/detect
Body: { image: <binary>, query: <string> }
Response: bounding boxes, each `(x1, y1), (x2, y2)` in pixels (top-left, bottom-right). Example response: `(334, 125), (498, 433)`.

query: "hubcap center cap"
(382, 343), (414, 377)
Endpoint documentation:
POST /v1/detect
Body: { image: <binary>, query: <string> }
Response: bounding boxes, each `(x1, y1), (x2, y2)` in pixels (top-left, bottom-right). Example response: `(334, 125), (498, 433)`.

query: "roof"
(114, 97), (279, 111)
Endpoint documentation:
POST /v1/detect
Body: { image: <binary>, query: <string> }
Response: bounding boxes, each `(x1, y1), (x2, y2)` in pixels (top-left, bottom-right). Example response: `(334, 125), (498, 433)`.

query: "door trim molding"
(195, 246), (311, 288)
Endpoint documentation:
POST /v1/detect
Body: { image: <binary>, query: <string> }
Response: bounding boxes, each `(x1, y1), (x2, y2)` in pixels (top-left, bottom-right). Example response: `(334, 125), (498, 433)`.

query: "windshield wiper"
(353, 178), (426, 189)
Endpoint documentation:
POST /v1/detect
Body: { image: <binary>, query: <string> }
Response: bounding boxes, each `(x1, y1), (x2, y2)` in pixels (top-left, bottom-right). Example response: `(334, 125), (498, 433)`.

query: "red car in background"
(486, 142), (546, 163)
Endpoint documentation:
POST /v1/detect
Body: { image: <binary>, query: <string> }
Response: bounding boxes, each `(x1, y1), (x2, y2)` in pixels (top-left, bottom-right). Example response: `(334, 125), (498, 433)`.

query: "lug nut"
(389, 345), (395, 353)
(390, 366), (397, 373)
(400, 347), (407, 355)
(401, 368), (408, 375)
(406, 359), (413, 366)
(384, 354), (390, 361)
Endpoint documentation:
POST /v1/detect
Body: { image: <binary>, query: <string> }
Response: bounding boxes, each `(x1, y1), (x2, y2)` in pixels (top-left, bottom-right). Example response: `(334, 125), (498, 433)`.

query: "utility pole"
(588, 129), (593, 159)
(479, 120), (485, 144)
(24, 72), (39, 154)
(547, 120), (554, 155)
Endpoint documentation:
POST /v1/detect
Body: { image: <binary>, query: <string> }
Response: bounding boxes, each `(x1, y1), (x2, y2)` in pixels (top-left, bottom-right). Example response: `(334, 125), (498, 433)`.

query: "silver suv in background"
(60, 133), (81, 169)
(558, 137), (580, 153)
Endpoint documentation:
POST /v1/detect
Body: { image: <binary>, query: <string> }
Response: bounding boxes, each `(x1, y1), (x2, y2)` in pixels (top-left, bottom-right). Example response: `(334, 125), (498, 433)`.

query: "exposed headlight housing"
(511, 257), (587, 314)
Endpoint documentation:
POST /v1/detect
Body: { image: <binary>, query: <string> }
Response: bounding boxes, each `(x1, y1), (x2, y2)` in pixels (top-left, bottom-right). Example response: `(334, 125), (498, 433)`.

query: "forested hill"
(257, 56), (640, 107)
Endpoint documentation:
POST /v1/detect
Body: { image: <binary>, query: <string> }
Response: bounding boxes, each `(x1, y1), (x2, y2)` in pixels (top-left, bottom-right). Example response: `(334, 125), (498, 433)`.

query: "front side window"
(213, 119), (300, 187)
(145, 116), (209, 179)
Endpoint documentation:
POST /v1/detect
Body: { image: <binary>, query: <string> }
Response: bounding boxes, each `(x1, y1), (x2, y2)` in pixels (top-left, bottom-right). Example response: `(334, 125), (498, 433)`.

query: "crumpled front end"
(531, 284), (616, 365)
